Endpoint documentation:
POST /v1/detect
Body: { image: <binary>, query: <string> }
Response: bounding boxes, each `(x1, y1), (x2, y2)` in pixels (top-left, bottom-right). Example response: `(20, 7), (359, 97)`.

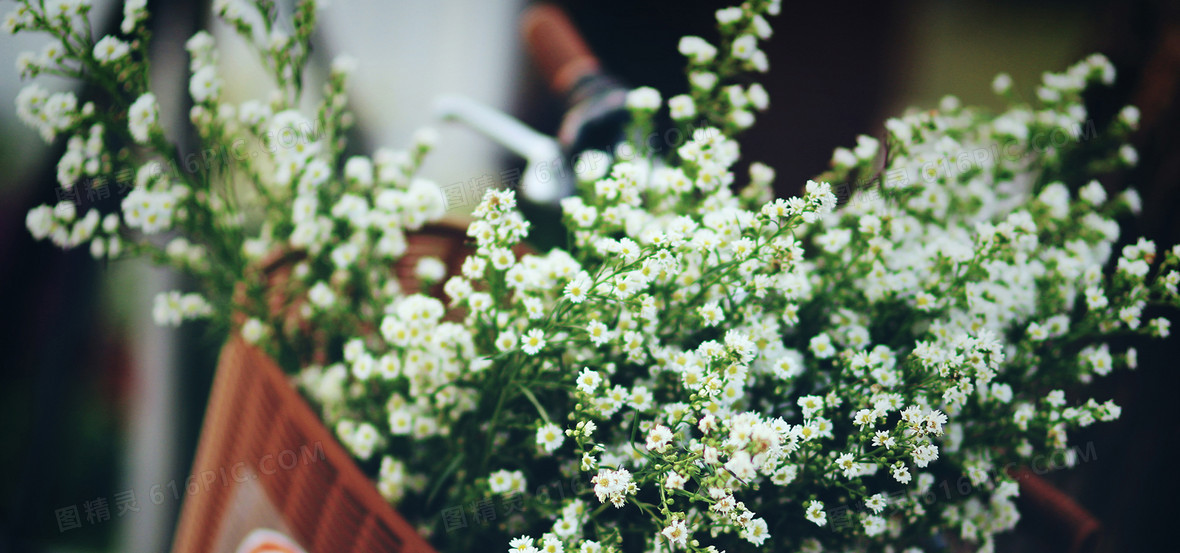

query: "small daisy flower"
(489, 247), (516, 270)
(660, 518), (689, 549)
(128, 93), (158, 143)
(668, 94), (696, 121)
(189, 65), (221, 103)
(645, 424), (673, 453)
(625, 87), (661, 112)
(496, 331), (518, 352)
(587, 320), (611, 346)
(521, 328), (546, 355)
(731, 34), (757, 60)
(805, 500), (827, 526)
(93, 36), (130, 64)
(576, 367), (602, 394)
(865, 493), (887, 514)
(564, 273), (593, 303)
(664, 471), (687, 490)
(536, 423), (564, 453)
(489, 469), (522, 494)
(241, 318), (266, 344)
(698, 301), (724, 327)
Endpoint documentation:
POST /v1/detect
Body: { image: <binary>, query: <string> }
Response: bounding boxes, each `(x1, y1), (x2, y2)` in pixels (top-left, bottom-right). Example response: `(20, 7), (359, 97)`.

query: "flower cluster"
(12, 0), (449, 370)
(12, 1), (1178, 553)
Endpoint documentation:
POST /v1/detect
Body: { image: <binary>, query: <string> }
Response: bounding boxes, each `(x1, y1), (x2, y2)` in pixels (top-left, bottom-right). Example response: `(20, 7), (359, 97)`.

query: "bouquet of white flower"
(10, 1), (1178, 552)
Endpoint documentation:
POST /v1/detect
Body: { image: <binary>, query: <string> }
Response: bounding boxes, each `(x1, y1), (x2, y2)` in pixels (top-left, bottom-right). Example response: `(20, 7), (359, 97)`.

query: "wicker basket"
(170, 335), (437, 553)
(170, 223), (479, 553)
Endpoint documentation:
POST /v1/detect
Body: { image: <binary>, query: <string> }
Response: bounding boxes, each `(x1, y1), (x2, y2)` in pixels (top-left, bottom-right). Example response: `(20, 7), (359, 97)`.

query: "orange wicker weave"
(170, 222), (483, 553)
(170, 335), (437, 553)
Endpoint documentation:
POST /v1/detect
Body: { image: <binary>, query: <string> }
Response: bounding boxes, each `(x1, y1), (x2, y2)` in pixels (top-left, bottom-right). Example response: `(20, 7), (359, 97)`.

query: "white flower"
(495, 330), (518, 352)
(817, 228), (852, 253)
(587, 320), (611, 346)
(591, 468), (635, 508)
(343, 421), (379, 460)
(565, 273), (593, 303)
(715, 7), (743, 24)
(329, 54), (358, 78)
(1079, 180), (1107, 206)
(1150, 317), (1171, 338)
(552, 517), (577, 539)
(836, 452), (860, 478)
(990, 383), (1013, 403)
(241, 318), (266, 343)
(992, 73), (1013, 94)
(911, 442), (940, 467)
(122, 0), (147, 33)
(645, 424), (673, 453)
(805, 500), (827, 526)
(689, 71), (717, 91)
(1116, 105), (1141, 131)
(747, 83), (769, 111)
(731, 34), (758, 60)
(179, 294), (213, 319)
(668, 94), (696, 121)
(891, 463), (912, 484)
(737, 517), (768, 545)
(152, 291), (210, 326)
(698, 301), (724, 327)
(93, 36), (130, 64)
(536, 423), (564, 453)
(809, 333), (835, 359)
(16, 51), (38, 78)
(730, 109), (754, 129)
(489, 247), (515, 271)
(625, 87), (661, 111)
(189, 66), (221, 103)
(308, 281), (336, 309)
(387, 409), (413, 435)
(299, 159), (332, 193)
(664, 471), (687, 490)
(415, 257), (446, 282)
(185, 30), (215, 65)
(3, 8), (27, 34)
(537, 535), (562, 553)
(1121, 188), (1142, 215)
(88, 238), (105, 259)
(410, 126), (439, 151)
(865, 493), (887, 514)
(661, 519), (688, 549)
(576, 367), (601, 394)
(344, 156), (374, 186)
(678, 36), (717, 63)
(750, 50), (769, 72)
(508, 536), (535, 553)
(832, 147), (857, 168)
(128, 93), (159, 144)
(521, 328), (546, 355)
(1118, 304), (1142, 330)
(26, 205), (55, 240)
(330, 243), (360, 269)
(489, 469), (525, 494)
(1120, 144), (1139, 165)
(863, 515), (887, 537)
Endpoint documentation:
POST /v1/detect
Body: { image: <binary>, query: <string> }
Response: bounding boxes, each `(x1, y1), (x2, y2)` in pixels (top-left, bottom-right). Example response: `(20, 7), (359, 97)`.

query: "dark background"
(1, 0), (1177, 551)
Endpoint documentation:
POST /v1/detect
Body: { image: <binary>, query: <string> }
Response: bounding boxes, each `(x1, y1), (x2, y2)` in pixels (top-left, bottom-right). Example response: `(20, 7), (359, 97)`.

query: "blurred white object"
(315, 0), (525, 192)
(435, 94), (567, 204)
